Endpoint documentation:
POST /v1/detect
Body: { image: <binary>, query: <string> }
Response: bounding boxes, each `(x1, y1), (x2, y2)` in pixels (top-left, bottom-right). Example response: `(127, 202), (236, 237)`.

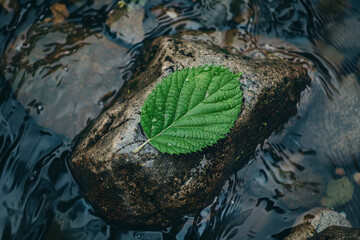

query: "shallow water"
(0, 0), (359, 239)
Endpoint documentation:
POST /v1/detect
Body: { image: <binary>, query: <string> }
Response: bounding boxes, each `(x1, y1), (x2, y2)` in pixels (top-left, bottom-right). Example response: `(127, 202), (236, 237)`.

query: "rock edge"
(69, 36), (311, 227)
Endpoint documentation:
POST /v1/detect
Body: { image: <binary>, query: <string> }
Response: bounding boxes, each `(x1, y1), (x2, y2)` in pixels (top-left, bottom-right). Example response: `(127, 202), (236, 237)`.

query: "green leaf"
(134, 65), (243, 155)
(326, 176), (354, 209)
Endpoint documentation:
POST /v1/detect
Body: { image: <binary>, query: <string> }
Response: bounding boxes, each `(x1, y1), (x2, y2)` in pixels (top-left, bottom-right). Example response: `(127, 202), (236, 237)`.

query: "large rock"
(69, 36), (310, 227)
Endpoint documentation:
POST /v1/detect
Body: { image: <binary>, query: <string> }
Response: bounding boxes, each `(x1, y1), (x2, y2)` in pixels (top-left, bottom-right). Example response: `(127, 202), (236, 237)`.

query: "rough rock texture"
(286, 208), (352, 239)
(310, 226), (360, 240)
(295, 208), (352, 233)
(69, 36), (310, 227)
(284, 222), (317, 240)
(285, 225), (360, 240)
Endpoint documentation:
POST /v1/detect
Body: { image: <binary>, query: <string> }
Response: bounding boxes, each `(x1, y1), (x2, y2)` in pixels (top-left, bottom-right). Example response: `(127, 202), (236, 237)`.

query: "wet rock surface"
(0, 21), (131, 138)
(286, 225), (360, 240)
(302, 73), (360, 166)
(284, 222), (317, 240)
(0, 0), (18, 12)
(297, 208), (352, 233)
(310, 226), (360, 240)
(69, 36), (310, 227)
(106, 3), (145, 46)
(285, 208), (352, 239)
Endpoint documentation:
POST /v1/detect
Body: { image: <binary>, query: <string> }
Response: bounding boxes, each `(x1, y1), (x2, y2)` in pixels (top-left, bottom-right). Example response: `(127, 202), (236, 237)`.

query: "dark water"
(0, 0), (359, 239)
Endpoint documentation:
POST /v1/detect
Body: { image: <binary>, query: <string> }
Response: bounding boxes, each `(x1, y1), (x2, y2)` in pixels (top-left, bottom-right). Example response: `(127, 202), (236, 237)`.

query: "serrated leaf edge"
(134, 65), (242, 154)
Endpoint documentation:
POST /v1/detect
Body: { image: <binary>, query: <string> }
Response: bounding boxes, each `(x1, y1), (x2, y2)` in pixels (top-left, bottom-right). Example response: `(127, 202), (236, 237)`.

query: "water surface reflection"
(0, 0), (359, 239)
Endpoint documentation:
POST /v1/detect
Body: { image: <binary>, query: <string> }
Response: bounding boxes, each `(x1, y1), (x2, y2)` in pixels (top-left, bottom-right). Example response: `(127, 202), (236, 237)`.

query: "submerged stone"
(292, 208), (352, 235)
(0, 0), (19, 12)
(69, 36), (311, 227)
(106, 3), (145, 46)
(0, 22), (131, 138)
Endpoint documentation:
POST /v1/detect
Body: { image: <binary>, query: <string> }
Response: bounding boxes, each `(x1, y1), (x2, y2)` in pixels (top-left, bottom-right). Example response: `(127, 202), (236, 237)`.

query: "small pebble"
(353, 172), (360, 185)
(335, 168), (345, 176)
(166, 10), (178, 19)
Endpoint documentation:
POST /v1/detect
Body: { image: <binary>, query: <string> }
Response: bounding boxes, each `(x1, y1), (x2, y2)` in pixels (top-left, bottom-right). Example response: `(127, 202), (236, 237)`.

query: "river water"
(0, 0), (359, 239)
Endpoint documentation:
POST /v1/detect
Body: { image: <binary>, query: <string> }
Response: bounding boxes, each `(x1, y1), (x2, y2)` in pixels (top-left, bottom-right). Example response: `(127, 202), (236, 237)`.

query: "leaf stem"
(133, 139), (150, 153)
